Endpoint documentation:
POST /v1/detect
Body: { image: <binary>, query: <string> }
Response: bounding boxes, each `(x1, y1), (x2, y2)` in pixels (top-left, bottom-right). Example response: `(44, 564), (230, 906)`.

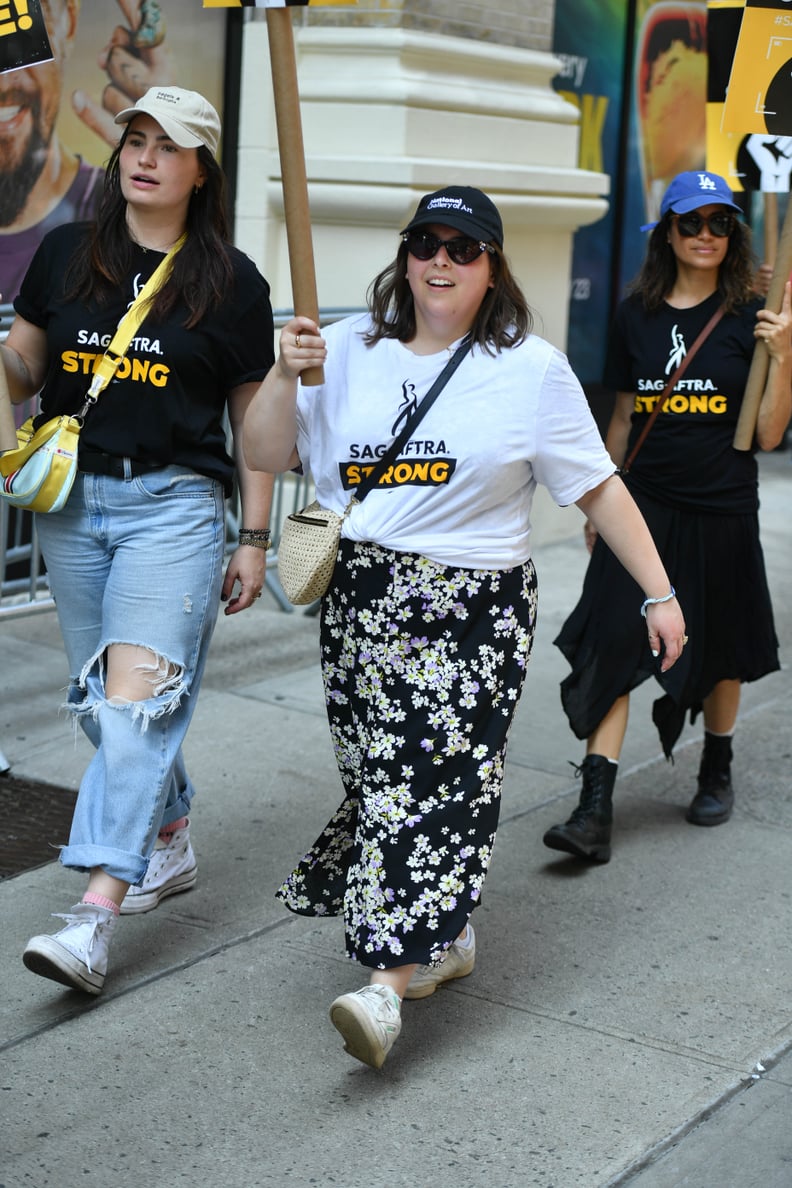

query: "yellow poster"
(722, 0), (792, 134)
(706, 0), (746, 189)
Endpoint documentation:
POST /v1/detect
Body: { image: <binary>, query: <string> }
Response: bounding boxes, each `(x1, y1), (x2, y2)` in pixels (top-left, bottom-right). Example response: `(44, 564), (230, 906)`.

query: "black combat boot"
(686, 732), (734, 826)
(542, 754), (616, 863)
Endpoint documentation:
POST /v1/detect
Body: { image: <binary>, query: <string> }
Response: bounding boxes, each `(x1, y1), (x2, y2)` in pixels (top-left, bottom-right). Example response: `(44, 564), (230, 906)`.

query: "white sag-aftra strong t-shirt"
(295, 315), (615, 569)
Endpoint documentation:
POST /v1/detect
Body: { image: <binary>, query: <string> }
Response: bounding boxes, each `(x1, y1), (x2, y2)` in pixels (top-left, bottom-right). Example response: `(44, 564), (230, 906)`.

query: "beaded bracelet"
(238, 528), (272, 551)
(640, 586), (676, 618)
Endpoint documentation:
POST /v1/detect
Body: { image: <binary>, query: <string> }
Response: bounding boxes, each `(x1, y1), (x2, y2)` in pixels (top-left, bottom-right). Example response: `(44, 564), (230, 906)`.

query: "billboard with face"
(0, 0), (227, 302)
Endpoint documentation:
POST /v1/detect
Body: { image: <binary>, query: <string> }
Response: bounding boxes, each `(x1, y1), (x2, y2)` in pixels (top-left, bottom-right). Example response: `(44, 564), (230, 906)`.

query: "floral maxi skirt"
(276, 539), (538, 970)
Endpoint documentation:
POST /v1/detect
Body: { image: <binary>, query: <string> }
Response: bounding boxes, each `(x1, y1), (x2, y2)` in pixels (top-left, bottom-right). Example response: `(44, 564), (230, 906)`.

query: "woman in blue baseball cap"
(546, 170), (792, 864)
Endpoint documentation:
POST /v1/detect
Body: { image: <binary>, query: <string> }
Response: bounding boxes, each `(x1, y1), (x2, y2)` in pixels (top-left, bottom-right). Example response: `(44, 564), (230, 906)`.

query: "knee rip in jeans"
(66, 646), (187, 733)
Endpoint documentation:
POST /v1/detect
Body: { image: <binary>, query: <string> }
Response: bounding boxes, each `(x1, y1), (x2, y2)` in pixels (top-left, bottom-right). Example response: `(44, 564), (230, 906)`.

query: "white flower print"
(276, 541), (538, 970)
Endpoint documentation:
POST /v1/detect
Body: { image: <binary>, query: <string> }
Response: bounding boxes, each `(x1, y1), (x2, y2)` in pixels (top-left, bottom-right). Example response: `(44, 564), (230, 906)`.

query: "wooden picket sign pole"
(0, 353), (18, 452)
(266, 7), (324, 386)
(764, 192), (778, 270)
(733, 193), (792, 450)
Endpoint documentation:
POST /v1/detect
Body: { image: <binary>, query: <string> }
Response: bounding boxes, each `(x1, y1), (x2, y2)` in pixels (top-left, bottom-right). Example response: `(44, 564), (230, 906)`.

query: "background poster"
(57, 1), (227, 170)
(0, 0), (227, 305)
(711, 0), (792, 255)
(551, 0), (629, 385)
(553, 1), (717, 393)
(706, 0), (747, 188)
(620, 0), (709, 294)
(721, 0), (792, 136)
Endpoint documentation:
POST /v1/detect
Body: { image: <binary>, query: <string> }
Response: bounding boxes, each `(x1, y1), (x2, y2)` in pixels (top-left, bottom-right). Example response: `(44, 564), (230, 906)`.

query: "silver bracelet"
(640, 586), (676, 618)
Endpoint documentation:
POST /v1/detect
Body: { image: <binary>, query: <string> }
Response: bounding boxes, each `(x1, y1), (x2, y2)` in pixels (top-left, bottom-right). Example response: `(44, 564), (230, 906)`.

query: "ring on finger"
(682, 634), (689, 646)
(295, 333), (302, 349)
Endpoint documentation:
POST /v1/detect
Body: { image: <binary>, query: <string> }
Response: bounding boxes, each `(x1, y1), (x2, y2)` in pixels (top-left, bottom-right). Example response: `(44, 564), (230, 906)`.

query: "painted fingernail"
(651, 649), (659, 657)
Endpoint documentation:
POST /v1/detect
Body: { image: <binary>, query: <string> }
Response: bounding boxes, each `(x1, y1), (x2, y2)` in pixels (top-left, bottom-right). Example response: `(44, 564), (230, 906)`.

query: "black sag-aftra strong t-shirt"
(14, 222), (275, 494)
(603, 291), (761, 514)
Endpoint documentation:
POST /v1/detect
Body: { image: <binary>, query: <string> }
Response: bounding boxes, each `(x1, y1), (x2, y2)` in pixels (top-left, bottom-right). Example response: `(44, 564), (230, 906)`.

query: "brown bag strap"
(620, 302), (727, 474)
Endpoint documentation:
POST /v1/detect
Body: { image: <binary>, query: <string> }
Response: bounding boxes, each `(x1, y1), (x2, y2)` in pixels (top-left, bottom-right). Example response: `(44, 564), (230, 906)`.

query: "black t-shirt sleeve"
(220, 254), (275, 387)
(14, 249), (47, 326)
(14, 223), (90, 328)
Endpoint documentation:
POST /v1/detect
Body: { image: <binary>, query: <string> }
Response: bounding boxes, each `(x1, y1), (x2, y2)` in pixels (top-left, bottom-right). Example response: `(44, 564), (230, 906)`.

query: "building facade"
(234, 1), (607, 354)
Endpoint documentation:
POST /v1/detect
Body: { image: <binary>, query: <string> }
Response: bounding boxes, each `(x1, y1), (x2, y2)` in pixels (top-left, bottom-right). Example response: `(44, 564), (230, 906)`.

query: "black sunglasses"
(402, 230), (495, 265)
(674, 211), (736, 238)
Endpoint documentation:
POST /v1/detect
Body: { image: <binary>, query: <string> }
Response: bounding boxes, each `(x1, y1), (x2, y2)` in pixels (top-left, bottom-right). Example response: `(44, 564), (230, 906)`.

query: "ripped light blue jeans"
(35, 465), (225, 884)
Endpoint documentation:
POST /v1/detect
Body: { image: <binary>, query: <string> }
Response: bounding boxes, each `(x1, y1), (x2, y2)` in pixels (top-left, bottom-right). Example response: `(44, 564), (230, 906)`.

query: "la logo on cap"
(697, 174), (718, 192)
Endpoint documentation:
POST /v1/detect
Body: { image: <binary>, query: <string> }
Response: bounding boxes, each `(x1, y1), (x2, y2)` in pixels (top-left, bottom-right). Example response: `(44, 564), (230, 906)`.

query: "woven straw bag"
(277, 500), (351, 605)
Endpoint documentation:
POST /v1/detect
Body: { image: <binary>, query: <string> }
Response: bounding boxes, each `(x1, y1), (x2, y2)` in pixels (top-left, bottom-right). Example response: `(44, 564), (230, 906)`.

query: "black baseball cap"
(402, 186), (504, 247)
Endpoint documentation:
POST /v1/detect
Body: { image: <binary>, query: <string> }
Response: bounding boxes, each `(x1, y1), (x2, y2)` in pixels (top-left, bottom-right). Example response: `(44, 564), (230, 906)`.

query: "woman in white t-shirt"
(244, 185), (686, 1070)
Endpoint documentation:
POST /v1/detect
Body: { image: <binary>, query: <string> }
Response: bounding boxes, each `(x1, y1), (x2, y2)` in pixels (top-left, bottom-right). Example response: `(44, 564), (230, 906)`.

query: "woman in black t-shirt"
(546, 170), (792, 864)
(1, 87), (275, 995)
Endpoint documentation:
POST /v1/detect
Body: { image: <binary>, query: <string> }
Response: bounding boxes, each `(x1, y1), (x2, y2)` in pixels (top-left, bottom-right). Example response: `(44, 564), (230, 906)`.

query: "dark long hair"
(65, 128), (234, 327)
(629, 212), (757, 313)
(365, 239), (533, 354)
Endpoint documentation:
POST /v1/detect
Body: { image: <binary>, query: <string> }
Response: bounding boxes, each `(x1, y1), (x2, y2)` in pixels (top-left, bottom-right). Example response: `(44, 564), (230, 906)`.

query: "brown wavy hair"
(365, 239), (533, 354)
(629, 212), (757, 314)
(65, 127), (233, 328)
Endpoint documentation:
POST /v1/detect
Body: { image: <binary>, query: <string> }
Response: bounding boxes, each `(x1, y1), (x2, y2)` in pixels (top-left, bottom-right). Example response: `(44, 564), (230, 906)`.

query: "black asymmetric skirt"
(555, 488), (780, 757)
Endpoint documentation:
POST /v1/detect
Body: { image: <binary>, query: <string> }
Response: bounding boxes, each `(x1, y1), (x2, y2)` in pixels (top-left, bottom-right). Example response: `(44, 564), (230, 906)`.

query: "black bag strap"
(353, 335), (472, 504)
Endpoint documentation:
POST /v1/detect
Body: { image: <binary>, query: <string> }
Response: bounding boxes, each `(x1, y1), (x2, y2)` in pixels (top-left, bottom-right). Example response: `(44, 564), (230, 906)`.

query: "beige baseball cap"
(114, 86), (221, 156)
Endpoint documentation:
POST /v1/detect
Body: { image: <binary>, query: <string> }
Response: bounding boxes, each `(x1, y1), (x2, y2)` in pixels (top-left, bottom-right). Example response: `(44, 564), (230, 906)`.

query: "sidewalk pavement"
(1, 453), (791, 1188)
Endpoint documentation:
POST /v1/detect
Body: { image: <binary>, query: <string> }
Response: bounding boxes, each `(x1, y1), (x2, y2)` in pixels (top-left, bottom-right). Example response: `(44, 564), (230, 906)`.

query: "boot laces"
(569, 760), (612, 816)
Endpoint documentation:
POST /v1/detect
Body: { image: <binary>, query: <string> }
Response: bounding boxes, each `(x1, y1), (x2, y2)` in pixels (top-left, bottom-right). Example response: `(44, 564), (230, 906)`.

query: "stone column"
(236, 16), (607, 351)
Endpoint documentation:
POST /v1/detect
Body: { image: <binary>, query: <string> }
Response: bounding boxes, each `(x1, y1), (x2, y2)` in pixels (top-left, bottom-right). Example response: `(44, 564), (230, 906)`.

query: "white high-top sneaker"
(23, 902), (118, 994)
(120, 821), (197, 915)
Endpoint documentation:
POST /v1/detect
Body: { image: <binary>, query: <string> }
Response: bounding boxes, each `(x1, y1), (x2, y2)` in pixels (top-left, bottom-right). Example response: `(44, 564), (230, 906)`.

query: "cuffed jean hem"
(157, 795), (193, 830)
(59, 843), (149, 886)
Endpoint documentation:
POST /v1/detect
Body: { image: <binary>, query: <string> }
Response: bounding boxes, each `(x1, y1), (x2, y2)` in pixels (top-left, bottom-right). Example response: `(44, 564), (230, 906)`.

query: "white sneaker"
(403, 924), (476, 1000)
(120, 822), (197, 915)
(23, 903), (118, 995)
(329, 984), (402, 1069)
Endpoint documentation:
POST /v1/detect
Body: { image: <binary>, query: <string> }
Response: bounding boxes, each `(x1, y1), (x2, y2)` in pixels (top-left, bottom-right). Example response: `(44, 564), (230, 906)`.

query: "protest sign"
(0, 0), (52, 76)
